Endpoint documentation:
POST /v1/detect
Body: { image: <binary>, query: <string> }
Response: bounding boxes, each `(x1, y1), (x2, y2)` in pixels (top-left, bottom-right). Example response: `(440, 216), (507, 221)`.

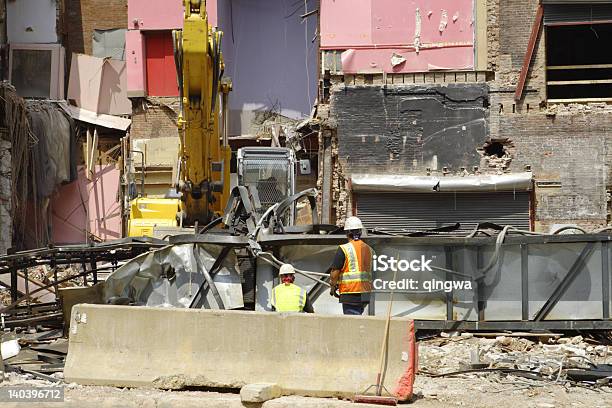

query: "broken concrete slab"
(241, 383), (281, 402)
(64, 305), (416, 400)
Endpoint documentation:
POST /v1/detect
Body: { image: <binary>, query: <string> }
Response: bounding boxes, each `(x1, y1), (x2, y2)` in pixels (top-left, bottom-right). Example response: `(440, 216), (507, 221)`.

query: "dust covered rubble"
(419, 333), (611, 383)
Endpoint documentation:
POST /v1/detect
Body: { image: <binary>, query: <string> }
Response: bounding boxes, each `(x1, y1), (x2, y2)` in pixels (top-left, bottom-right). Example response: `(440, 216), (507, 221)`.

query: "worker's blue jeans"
(342, 303), (366, 315)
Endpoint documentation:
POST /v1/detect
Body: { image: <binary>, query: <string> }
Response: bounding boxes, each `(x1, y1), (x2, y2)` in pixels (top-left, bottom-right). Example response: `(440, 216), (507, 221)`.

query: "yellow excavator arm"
(174, 0), (231, 225)
(127, 0), (231, 237)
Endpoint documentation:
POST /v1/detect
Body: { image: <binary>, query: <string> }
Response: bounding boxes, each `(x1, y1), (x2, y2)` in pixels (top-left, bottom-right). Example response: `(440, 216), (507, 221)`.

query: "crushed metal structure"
(1, 187), (611, 332)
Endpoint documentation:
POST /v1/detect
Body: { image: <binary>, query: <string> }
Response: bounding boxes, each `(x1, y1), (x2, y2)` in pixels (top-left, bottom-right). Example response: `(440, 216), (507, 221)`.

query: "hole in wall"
(483, 141), (506, 158)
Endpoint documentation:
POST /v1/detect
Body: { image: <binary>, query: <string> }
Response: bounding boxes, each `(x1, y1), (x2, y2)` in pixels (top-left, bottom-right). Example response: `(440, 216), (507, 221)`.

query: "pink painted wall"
(51, 165), (122, 244)
(321, 0), (474, 73)
(128, 0), (184, 30)
(126, 30), (146, 97)
(126, 0), (218, 95)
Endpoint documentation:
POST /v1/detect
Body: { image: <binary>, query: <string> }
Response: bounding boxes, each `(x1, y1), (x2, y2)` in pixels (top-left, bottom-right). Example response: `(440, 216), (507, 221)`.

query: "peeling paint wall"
(320, 0), (475, 73)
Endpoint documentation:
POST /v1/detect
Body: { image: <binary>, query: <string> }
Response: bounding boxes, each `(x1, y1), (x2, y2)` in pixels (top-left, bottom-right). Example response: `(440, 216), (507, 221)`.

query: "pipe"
(551, 225), (588, 235)
(129, 150), (145, 197)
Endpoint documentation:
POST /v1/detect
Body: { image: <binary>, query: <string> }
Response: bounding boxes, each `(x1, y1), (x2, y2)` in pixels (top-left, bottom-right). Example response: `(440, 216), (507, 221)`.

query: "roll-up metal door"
(355, 191), (530, 235)
(544, 4), (612, 25)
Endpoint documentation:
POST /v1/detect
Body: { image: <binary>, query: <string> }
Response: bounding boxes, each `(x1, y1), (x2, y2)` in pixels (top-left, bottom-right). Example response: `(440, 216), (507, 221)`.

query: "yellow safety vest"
(271, 283), (307, 312)
(339, 240), (373, 294)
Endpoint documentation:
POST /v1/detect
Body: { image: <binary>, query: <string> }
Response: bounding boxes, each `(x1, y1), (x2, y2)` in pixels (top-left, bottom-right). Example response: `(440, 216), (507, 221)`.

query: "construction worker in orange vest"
(271, 264), (314, 313)
(329, 216), (374, 315)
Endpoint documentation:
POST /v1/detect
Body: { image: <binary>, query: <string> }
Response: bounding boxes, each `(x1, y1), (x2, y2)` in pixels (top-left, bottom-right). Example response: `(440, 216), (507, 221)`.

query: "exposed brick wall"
(486, 0), (500, 72)
(130, 97), (179, 140)
(495, 0), (546, 94)
(489, 1), (611, 231)
(64, 0), (127, 58)
(490, 104), (610, 229)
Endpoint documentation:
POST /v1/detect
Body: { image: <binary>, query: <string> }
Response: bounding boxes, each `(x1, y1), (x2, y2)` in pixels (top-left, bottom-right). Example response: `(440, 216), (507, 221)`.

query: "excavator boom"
(175, 0), (231, 224)
(128, 0), (230, 236)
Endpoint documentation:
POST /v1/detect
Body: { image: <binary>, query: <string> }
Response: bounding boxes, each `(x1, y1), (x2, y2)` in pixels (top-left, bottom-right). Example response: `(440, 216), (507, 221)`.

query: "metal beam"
(534, 242), (595, 321)
(413, 319), (612, 331)
(515, 4), (543, 101)
(603, 241), (610, 319)
(521, 244), (529, 320)
(445, 247), (454, 320)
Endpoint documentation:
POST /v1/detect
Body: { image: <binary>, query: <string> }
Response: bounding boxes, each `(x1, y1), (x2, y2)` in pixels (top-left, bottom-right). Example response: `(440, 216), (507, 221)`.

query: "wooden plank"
(515, 4), (543, 101)
(475, 0), (488, 70)
(547, 79), (612, 85)
(547, 63), (612, 70)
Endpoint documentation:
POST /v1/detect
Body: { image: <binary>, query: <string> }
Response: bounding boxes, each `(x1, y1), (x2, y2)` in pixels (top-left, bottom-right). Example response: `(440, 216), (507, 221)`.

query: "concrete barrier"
(65, 305), (416, 400)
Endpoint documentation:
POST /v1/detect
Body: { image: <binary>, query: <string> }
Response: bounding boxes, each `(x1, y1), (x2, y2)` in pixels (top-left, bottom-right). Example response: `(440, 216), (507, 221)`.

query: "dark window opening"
(546, 23), (612, 101)
(484, 141), (506, 158)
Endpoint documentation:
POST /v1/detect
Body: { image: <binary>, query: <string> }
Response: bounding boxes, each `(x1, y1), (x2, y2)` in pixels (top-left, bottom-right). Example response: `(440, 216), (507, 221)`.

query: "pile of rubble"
(419, 332), (612, 388)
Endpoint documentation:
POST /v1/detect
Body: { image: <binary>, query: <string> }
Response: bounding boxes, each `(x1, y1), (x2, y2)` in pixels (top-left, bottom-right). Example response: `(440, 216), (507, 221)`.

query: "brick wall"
(64, 0), (127, 58)
(130, 97), (179, 140)
(488, 1), (611, 231)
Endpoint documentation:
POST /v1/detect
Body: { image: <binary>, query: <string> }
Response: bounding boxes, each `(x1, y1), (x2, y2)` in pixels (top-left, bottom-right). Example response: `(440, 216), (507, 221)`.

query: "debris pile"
(1, 329), (66, 383)
(419, 333), (612, 389)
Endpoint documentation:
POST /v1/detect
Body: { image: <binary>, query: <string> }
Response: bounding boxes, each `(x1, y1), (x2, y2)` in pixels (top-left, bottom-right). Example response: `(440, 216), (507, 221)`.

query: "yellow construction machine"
(128, 0), (231, 236)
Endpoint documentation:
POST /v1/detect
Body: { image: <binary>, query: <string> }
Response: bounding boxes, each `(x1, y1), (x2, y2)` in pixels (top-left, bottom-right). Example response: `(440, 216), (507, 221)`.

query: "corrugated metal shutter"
(544, 4), (612, 25)
(355, 191), (530, 235)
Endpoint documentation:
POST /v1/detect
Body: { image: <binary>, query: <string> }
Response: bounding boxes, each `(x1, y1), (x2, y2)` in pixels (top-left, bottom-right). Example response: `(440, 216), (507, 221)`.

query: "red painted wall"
(145, 31), (179, 96)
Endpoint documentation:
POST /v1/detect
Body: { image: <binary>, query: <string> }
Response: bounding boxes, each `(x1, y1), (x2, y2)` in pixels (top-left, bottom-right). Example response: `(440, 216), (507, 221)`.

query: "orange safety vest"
(338, 240), (373, 294)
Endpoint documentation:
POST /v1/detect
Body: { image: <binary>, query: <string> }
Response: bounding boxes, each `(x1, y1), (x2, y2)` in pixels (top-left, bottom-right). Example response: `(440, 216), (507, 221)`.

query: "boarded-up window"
(10, 49), (52, 98)
(145, 32), (178, 97)
(545, 4), (612, 102)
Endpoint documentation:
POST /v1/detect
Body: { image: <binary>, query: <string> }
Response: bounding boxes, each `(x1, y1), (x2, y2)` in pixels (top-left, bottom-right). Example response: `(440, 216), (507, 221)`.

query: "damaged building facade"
(317, 0), (612, 233)
(0, 0), (611, 252)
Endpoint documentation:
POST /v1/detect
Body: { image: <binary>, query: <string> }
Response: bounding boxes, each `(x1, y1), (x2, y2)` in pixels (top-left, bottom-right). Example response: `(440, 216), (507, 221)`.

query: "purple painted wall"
(217, 0), (318, 136)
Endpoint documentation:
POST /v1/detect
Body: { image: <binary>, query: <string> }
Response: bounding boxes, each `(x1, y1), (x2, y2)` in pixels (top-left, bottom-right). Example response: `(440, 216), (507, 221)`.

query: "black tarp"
(27, 101), (77, 198)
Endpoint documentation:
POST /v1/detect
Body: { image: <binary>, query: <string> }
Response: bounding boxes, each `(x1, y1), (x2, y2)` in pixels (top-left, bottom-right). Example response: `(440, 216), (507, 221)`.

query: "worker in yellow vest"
(329, 216), (373, 315)
(271, 264), (314, 313)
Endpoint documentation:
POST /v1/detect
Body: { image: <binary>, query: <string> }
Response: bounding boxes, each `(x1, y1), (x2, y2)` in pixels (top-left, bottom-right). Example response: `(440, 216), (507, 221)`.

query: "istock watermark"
(373, 254), (434, 272)
(372, 278), (473, 293)
(371, 254), (473, 293)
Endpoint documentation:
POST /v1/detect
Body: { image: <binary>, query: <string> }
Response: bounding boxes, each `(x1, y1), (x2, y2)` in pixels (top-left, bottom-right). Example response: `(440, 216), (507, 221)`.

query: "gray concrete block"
(241, 383), (281, 403)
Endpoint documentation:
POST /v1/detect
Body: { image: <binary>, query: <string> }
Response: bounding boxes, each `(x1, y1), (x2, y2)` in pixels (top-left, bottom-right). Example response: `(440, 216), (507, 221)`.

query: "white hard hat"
(279, 263), (295, 275)
(344, 216), (363, 231)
